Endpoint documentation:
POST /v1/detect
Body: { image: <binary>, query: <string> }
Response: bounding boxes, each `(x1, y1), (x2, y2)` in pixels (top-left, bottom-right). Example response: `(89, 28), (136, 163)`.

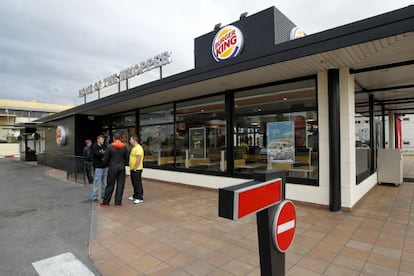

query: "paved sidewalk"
(404, 158), (414, 181)
(89, 177), (414, 275)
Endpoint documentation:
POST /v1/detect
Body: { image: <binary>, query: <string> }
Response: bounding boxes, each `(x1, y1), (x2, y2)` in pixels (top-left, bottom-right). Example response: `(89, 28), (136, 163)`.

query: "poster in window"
(266, 121), (294, 163)
(141, 126), (161, 156)
(189, 127), (206, 159)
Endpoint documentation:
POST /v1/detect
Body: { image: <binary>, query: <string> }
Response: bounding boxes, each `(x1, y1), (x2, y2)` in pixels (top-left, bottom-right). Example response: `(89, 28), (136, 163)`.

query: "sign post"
(219, 170), (296, 276)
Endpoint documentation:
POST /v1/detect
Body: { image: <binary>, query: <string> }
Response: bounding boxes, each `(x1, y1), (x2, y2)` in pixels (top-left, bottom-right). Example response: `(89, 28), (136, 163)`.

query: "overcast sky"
(0, 0), (412, 106)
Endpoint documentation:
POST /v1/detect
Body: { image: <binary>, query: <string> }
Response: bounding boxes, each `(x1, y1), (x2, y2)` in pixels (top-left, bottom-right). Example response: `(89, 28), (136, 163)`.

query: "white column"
(339, 68), (356, 208)
(317, 71), (330, 205)
(389, 112), (395, 149)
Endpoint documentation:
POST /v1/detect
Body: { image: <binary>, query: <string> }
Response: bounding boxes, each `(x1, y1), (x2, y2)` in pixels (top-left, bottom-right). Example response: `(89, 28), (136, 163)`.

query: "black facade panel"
(75, 115), (102, 156)
(218, 188), (234, 220)
(194, 7), (296, 68)
(40, 116), (75, 170)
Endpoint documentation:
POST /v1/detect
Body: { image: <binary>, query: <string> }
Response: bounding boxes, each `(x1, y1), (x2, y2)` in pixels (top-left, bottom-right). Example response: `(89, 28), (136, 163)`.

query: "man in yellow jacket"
(128, 136), (145, 204)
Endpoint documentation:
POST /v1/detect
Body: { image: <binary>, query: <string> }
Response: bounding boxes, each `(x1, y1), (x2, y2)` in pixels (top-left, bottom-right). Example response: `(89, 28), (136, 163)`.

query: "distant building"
(402, 115), (414, 153)
(0, 99), (73, 142)
(355, 114), (414, 153)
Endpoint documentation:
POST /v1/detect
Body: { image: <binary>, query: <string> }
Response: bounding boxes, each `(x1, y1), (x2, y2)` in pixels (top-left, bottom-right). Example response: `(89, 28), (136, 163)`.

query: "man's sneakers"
(99, 203), (109, 208)
(129, 196), (143, 204)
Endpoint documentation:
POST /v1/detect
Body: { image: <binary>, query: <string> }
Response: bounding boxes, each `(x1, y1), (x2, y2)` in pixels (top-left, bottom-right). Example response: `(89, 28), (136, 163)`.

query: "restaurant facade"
(36, 6), (414, 211)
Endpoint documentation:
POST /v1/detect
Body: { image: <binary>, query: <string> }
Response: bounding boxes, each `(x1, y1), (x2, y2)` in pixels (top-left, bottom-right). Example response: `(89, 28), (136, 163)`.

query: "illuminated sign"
(79, 51), (172, 98)
(212, 25), (244, 62)
(56, 125), (67, 146)
(290, 27), (306, 40)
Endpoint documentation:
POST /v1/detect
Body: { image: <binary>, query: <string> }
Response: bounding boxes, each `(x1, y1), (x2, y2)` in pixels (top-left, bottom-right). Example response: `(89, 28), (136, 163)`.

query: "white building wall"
(143, 168), (246, 189)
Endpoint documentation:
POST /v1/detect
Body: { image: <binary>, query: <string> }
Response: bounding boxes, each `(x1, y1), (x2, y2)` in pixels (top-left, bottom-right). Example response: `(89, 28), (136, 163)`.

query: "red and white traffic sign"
(273, 200), (296, 252)
(235, 178), (282, 220)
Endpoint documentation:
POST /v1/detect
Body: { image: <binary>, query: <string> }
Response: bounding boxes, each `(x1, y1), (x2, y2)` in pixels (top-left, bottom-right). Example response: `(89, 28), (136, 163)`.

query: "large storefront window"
(355, 114), (371, 178)
(355, 112), (381, 183)
(140, 104), (174, 166)
(234, 79), (318, 182)
(112, 111), (136, 143)
(175, 95), (226, 171)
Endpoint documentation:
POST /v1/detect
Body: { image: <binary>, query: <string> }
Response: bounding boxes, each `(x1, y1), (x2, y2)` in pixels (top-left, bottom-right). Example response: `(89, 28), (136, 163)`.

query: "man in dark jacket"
(90, 135), (108, 202)
(101, 133), (129, 207)
(83, 139), (94, 183)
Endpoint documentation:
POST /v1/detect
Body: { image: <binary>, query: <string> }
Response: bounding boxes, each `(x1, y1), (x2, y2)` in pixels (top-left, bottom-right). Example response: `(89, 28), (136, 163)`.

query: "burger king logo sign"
(56, 125), (67, 146)
(212, 25), (244, 62)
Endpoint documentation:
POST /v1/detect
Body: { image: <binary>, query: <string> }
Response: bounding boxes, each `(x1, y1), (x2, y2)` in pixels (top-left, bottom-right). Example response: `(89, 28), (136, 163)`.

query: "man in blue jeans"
(91, 135), (108, 202)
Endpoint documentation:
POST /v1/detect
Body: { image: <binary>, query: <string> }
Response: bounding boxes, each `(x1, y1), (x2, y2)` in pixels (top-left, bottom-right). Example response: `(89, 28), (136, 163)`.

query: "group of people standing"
(83, 133), (144, 207)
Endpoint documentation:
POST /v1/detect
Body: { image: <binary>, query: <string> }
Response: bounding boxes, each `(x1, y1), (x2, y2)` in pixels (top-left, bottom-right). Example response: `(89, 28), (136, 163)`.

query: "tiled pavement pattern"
(404, 158), (414, 180)
(89, 177), (414, 276)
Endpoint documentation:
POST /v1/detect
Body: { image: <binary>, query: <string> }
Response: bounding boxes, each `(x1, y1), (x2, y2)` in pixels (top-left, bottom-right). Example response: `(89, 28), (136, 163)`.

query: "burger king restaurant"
(37, 6), (414, 211)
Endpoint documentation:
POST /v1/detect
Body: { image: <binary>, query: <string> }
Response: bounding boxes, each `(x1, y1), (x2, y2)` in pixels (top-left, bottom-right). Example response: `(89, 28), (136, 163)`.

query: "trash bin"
(377, 149), (403, 186)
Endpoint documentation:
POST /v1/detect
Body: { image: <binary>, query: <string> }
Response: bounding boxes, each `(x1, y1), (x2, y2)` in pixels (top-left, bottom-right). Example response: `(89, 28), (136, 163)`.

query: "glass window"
(111, 111), (135, 128)
(140, 104), (173, 126)
(140, 104), (175, 166)
(175, 95), (226, 171)
(234, 79), (318, 181)
(355, 113), (374, 180)
(140, 124), (174, 166)
(355, 107), (382, 183)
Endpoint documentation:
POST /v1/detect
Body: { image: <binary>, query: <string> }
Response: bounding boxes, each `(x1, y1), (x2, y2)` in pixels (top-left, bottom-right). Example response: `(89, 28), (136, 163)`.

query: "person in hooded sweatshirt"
(101, 132), (129, 207)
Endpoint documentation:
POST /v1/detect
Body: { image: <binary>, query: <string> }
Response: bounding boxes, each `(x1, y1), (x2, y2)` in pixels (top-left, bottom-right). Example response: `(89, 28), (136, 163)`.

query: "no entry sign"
(218, 171), (289, 276)
(273, 200), (296, 252)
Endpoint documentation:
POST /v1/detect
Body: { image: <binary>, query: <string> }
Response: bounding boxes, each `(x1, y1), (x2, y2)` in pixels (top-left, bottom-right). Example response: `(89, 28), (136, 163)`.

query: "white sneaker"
(133, 199), (143, 204)
(128, 196), (134, 201)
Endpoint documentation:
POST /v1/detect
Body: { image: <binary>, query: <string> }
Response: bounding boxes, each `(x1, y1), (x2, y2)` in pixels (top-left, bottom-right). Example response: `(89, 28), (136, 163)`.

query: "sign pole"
(254, 170), (286, 276)
(257, 205), (285, 276)
(218, 170), (293, 276)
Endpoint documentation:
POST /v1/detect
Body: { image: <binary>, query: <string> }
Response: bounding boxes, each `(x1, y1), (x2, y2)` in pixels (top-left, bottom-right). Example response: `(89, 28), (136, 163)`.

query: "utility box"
(377, 149), (403, 186)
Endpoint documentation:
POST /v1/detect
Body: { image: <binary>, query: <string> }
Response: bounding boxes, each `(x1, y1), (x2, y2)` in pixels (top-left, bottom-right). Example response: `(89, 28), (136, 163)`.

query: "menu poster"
(189, 127), (206, 159)
(266, 121), (295, 162)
